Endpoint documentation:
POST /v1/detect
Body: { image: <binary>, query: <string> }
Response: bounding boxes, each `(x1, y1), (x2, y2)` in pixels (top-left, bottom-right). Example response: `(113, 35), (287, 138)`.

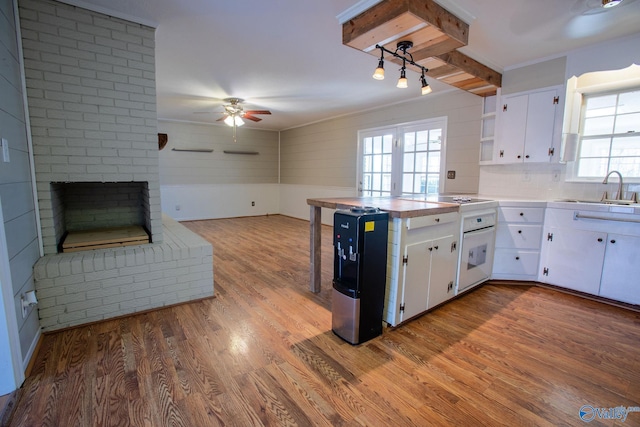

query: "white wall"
(0, 0), (40, 390)
(279, 184), (357, 226)
(161, 183), (280, 221)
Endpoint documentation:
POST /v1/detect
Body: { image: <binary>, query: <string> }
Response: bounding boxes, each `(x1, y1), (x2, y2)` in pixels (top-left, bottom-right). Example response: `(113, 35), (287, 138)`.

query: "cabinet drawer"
(493, 249), (539, 276)
(499, 207), (544, 223)
(406, 212), (458, 230)
(495, 224), (543, 249)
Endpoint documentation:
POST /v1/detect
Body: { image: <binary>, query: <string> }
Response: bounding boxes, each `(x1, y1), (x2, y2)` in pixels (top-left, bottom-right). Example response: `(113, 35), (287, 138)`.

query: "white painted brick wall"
(19, 0), (162, 254)
(34, 215), (213, 331)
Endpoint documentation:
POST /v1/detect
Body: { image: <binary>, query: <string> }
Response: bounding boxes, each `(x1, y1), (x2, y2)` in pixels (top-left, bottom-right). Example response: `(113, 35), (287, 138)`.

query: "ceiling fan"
(216, 97), (271, 142)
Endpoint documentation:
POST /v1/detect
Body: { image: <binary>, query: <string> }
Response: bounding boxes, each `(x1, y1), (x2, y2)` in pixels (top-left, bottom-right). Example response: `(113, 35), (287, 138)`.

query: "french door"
(358, 118), (446, 197)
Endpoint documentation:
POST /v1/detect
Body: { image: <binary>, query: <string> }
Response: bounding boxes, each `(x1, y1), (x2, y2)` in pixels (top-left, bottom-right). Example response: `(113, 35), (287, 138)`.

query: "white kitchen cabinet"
(600, 233), (640, 305)
(540, 205), (640, 305)
(494, 85), (563, 164)
(492, 203), (545, 281)
(539, 226), (606, 295)
(385, 212), (459, 326)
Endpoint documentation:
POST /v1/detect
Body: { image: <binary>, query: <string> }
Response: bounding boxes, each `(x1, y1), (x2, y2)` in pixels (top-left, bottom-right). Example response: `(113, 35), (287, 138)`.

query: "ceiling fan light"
(224, 116), (235, 126)
(235, 116), (245, 127)
(602, 0), (623, 7)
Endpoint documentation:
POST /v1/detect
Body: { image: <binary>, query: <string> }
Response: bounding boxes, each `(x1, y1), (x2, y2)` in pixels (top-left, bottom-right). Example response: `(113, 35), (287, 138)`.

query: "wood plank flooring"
(6, 215), (640, 426)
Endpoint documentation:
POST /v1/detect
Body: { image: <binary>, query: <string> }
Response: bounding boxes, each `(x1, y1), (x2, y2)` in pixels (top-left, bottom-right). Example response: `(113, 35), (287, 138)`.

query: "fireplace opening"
(51, 182), (152, 252)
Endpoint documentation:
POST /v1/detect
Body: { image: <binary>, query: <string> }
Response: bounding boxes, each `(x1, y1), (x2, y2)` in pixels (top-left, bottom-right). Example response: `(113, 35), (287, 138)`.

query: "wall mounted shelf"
(171, 148), (213, 153)
(223, 150), (259, 155)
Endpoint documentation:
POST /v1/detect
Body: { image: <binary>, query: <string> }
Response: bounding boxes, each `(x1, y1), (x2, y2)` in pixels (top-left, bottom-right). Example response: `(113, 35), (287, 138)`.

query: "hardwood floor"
(6, 215), (640, 426)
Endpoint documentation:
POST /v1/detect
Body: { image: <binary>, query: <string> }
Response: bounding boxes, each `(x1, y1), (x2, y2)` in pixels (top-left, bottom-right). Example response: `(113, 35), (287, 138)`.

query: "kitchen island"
(306, 197), (458, 292)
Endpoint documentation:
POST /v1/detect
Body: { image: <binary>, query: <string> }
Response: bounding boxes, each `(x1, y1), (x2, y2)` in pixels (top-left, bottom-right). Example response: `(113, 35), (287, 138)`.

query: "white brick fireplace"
(21, 0), (213, 331)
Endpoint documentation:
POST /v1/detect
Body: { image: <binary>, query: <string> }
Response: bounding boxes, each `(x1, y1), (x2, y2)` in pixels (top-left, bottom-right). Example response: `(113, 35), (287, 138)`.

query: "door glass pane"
(363, 155), (372, 172)
(414, 174), (426, 193)
(429, 129), (442, 150)
(416, 131), (428, 151)
(415, 152), (427, 173)
(403, 153), (414, 172)
(382, 154), (392, 172)
(364, 137), (373, 154)
(405, 133), (415, 152)
(373, 154), (382, 172)
(383, 135), (393, 153)
(402, 174), (413, 193)
(428, 152), (441, 172)
(382, 174), (392, 191)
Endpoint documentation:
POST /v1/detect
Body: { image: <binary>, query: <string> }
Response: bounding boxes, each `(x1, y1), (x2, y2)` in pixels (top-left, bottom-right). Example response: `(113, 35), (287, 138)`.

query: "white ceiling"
(62, 0), (640, 131)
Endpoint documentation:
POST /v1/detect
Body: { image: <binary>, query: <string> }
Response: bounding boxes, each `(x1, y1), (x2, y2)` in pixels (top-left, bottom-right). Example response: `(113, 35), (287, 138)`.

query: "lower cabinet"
(539, 207), (640, 305)
(539, 226), (605, 295)
(600, 233), (640, 305)
(385, 212), (459, 326)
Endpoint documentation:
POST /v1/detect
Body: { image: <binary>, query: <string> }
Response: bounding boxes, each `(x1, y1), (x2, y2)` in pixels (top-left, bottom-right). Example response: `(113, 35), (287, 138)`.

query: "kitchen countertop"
(307, 196), (459, 218)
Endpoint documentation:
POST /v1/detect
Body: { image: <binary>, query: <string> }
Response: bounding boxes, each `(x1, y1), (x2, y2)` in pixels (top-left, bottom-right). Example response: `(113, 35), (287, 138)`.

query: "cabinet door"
(600, 234), (640, 305)
(523, 89), (557, 163)
(427, 234), (457, 309)
(400, 241), (430, 321)
(539, 227), (606, 295)
(496, 94), (528, 164)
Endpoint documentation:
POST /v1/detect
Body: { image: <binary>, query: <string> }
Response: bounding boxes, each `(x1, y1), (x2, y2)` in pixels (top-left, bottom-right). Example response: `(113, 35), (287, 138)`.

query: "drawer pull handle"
(435, 218), (440, 222)
(519, 212), (524, 216)
(597, 238), (603, 242)
(434, 245), (439, 250)
(610, 239), (616, 244)
(518, 230), (522, 234)
(515, 256), (520, 260)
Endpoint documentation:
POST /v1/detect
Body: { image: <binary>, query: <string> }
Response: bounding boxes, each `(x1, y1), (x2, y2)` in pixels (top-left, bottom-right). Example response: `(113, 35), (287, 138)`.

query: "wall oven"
(456, 208), (497, 294)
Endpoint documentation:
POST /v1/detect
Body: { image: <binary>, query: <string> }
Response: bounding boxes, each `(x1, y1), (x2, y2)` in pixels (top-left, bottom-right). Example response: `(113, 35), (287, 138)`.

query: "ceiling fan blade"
(244, 110), (271, 115)
(243, 115), (262, 122)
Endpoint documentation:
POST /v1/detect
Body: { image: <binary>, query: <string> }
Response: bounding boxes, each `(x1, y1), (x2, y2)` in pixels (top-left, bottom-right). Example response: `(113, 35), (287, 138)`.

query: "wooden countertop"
(307, 196), (459, 218)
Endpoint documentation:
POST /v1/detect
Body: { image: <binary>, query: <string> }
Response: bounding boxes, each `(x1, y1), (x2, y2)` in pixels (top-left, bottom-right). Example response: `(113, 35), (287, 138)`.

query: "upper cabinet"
(489, 85), (565, 165)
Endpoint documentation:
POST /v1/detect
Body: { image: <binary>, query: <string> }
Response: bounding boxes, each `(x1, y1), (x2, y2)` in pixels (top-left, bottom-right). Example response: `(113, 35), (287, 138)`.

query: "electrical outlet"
(523, 170), (531, 182)
(21, 296), (27, 318)
(552, 169), (561, 182)
(175, 204), (181, 211)
(447, 170), (456, 179)
(251, 201), (255, 206)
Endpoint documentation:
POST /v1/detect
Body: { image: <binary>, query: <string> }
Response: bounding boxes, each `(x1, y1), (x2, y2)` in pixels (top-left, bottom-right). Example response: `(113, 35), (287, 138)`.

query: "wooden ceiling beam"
(432, 50), (502, 88)
(342, 0), (468, 55)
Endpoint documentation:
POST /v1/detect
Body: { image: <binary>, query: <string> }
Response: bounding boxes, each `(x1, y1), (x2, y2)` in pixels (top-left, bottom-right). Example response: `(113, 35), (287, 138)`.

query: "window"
(576, 88), (640, 179)
(358, 118), (446, 197)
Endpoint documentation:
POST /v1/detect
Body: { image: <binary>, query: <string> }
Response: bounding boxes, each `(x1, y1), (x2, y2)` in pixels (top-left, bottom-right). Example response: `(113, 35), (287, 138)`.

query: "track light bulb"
(373, 60), (385, 80)
(397, 68), (408, 88)
(420, 74), (432, 95)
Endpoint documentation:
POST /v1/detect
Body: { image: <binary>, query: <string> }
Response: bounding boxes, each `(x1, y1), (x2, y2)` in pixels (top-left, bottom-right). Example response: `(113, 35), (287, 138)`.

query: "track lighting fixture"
(372, 40), (431, 95)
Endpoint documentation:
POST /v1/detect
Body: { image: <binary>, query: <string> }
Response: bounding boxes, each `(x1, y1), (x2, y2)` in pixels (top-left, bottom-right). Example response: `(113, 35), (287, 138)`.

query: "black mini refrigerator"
(332, 207), (388, 344)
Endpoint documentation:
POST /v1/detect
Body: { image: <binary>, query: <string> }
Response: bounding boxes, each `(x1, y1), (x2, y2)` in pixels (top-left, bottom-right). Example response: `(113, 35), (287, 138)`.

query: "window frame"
(567, 86), (640, 183)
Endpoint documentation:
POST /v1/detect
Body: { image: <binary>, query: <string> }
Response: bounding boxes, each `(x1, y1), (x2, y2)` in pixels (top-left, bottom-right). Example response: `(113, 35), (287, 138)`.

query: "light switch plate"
(1, 138), (9, 162)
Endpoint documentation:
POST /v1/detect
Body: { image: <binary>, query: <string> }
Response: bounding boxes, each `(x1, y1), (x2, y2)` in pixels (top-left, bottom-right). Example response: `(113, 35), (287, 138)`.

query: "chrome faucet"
(603, 170), (623, 200)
